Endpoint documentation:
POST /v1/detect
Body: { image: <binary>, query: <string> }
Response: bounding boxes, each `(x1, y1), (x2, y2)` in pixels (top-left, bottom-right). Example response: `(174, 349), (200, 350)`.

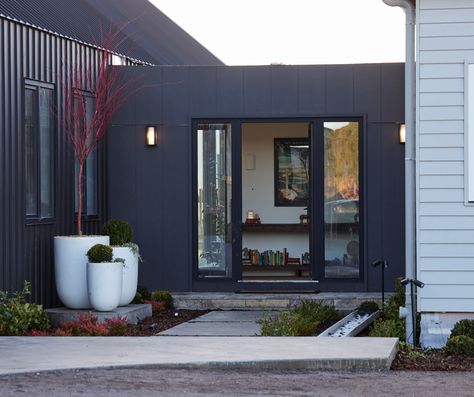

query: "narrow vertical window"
(24, 82), (54, 220)
(466, 63), (474, 203)
(74, 93), (98, 217)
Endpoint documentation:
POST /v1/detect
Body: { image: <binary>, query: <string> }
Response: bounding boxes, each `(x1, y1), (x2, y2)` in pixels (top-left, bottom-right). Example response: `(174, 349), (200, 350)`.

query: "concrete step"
(172, 292), (387, 312)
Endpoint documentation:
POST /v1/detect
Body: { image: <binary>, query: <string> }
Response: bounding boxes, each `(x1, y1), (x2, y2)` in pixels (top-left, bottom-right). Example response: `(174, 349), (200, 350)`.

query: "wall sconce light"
(399, 123), (406, 144)
(146, 126), (158, 146)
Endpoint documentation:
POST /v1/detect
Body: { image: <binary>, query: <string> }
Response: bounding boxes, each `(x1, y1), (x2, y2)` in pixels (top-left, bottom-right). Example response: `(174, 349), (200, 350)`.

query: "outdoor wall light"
(399, 123), (406, 144)
(245, 154), (256, 170)
(146, 126), (158, 146)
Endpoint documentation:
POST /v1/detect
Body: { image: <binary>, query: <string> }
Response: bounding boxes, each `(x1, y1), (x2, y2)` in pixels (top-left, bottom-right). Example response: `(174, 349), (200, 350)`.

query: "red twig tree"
(62, 29), (135, 235)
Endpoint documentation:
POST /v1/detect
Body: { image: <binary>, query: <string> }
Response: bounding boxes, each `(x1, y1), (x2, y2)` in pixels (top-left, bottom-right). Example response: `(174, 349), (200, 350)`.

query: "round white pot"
(54, 235), (110, 309)
(87, 262), (123, 311)
(112, 246), (139, 306)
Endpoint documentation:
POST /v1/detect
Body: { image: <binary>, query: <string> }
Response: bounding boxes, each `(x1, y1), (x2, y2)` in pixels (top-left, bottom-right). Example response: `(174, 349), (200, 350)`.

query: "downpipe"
(381, 0), (417, 346)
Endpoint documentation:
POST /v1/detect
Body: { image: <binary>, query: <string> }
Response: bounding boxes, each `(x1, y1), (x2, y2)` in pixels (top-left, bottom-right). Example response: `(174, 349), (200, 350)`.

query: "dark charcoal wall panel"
(135, 67), (163, 125)
(216, 67), (244, 115)
(271, 66), (298, 115)
(243, 67), (272, 115)
(297, 65), (326, 114)
(326, 65), (354, 114)
(189, 67), (217, 116)
(109, 63), (406, 293)
(381, 63), (405, 122)
(0, 17), (107, 306)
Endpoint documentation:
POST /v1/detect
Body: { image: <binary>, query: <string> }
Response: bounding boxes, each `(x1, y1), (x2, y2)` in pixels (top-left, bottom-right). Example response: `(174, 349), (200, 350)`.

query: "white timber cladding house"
(416, 0), (474, 347)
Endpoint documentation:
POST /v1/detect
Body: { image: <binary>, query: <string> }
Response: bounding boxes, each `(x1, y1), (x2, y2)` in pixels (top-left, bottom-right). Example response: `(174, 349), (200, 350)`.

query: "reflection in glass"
(197, 123), (232, 278)
(39, 88), (53, 218)
(25, 88), (37, 216)
(324, 122), (359, 278)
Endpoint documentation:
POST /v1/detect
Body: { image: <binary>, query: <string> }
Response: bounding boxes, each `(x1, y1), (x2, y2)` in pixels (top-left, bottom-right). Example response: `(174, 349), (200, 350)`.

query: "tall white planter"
(87, 262), (123, 311)
(54, 235), (109, 309)
(112, 246), (139, 306)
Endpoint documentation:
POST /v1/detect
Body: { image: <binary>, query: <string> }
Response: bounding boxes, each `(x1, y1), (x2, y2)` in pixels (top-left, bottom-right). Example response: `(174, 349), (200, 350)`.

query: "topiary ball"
(87, 244), (113, 263)
(444, 335), (474, 357)
(103, 219), (133, 246)
(450, 319), (474, 339)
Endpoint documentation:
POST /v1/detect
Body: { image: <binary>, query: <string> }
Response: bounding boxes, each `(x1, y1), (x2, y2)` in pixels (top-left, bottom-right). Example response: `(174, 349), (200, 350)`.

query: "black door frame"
(191, 116), (365, 292)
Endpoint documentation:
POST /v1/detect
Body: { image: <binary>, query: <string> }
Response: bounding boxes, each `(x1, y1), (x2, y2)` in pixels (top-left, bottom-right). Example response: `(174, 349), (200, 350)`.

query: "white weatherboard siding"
(418, 0), (474, 313)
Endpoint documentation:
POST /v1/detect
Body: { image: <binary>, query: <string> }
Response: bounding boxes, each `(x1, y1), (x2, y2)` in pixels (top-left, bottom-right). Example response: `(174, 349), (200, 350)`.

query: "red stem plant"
(61, 28), (135, 235)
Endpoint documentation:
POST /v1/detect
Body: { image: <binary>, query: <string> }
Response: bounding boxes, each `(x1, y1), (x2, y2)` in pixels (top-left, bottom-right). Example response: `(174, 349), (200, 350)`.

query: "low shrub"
(369, 318), (405, 340)
(133, 291), (144, 304)
(444, 335), (474, 357)
(59, 314), (109, 336)
(450, 319), (474, 339)
(357, 301), (380, 315)
(135, 286), (151, 302)
(104, 317), (128, 336)
(259, 301), (341, 336)
(0, 281), (49, 336)
(151, 290), (174, 309)
(144, 300), (167, 313)
(87, 244), (113, 263)
(103, 219), (132, 246)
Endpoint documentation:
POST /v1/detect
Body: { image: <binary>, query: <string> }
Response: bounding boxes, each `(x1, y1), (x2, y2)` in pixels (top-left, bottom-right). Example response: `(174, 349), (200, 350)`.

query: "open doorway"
(241, 122), (311, 281)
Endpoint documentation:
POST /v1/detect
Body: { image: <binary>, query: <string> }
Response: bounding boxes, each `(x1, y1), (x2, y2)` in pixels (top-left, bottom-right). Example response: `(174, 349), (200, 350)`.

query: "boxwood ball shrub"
(444, 335), (474, 357)
(357, 301), (380, 315)
(87, 244), (113, 263)
(103, 219), (132, 246)
(450, 319), (474, 340)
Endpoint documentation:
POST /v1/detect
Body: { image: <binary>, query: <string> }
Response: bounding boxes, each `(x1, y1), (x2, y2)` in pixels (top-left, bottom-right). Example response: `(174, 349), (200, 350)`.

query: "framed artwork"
(274, 138), (309, 207)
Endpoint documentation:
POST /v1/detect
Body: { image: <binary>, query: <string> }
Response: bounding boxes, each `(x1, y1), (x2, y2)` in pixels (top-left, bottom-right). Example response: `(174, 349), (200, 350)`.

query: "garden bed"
(393, 347), (474, 371)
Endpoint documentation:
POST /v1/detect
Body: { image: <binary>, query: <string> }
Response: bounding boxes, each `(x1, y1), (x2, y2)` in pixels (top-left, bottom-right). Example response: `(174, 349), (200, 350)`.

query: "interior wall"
(242, 122), (309, 257)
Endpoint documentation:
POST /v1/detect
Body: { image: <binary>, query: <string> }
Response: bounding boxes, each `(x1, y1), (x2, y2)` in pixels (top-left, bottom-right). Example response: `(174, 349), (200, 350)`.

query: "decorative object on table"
(274, 138), (309, 207)
(299, 207), (309, 224)
(245, 210), (261, 225)
(103, 219), (141, 306)
(86, 244), (124, 312)
(301, 252), (310, 265)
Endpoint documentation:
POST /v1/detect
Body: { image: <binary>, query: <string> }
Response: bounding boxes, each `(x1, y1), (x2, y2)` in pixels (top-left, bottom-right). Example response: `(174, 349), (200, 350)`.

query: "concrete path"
(158, 310), (277, 336)
(0, 336), (398, 375)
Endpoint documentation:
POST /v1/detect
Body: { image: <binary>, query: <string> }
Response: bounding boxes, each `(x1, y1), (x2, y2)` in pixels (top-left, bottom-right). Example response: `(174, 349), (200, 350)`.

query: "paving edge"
(0, 346), (399, 376)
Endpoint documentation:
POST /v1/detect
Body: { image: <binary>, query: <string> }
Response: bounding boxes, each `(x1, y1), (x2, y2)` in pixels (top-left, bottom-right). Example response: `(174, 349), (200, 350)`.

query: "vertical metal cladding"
(0, 17), (108, 307)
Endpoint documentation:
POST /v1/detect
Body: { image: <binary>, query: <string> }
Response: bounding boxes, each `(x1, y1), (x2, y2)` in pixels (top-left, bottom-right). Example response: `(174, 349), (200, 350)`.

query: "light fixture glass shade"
(146, 126), (157, 146)
(399, 124), (406, 144)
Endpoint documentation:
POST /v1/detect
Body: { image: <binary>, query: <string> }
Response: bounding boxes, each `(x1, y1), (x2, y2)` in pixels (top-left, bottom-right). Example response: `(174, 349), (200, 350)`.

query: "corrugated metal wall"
(0, 17), (109, 306)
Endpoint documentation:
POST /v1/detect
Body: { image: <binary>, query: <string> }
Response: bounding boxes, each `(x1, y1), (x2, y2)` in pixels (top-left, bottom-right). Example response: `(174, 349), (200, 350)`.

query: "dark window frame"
(24, 79), (56, 225)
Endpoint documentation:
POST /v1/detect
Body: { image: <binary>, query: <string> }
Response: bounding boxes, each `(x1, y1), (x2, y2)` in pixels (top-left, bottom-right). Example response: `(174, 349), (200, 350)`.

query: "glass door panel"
(197, 123), (233, 278)
(323, 121), (360, 278)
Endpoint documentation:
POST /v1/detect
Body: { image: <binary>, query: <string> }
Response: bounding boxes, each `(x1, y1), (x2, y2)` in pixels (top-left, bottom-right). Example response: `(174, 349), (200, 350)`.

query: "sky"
(150, 0), (406, 65)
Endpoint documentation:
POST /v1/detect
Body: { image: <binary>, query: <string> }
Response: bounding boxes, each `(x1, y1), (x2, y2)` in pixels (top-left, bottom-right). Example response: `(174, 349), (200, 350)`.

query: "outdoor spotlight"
(146, 126), (158, 146)
(400, 278), (410, 286)
(399, 123), (406, 144)
(413, 279), (425, 288)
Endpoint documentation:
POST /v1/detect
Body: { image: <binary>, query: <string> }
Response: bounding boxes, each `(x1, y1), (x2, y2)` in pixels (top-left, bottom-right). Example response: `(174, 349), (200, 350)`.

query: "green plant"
(369, 318), (405, 339)
(357, 301), (380, 315)
(133, 291), (144, 304)
(150, 290), (174, 309)
(104, 316), (128, 336)
(0, 281), (49, 336)
(87, 244), (113, 263)
(450, 319), (474, 339)
(444, 335), (474, 357)
(259, 301), (342, 336)
(103, 219), (133, 246)
(124, 242), (142, 262)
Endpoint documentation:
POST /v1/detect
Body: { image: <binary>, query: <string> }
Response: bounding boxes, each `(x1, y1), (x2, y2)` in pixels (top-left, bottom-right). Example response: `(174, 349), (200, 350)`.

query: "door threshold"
(238, 280), (319, 283)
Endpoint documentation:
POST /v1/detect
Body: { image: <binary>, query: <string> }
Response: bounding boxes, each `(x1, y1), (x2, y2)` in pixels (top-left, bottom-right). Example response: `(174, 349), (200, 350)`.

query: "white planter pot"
(87, 262), (123, 311)
(112, 246), (139, 306)
(54, 235), (110, 309)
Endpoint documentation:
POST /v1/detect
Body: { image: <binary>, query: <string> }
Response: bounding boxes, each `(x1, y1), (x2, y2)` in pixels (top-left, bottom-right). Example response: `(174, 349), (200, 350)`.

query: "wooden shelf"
(242, 223), (309, 233)
(242, 264), (310, 271)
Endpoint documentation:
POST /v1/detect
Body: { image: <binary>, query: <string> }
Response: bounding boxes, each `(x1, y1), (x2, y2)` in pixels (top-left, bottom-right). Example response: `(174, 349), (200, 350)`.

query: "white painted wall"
(418, 0), (474, 313)
(242, 123), (309, 257)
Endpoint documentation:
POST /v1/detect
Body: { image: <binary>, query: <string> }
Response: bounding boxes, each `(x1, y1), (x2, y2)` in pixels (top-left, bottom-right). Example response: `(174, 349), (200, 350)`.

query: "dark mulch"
(392, 347), (474, 371)
(123, 309), (209, 336)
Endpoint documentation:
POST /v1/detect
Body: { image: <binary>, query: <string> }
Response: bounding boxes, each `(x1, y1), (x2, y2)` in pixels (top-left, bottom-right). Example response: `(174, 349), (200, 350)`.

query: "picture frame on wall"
(274, 138), (309, 207)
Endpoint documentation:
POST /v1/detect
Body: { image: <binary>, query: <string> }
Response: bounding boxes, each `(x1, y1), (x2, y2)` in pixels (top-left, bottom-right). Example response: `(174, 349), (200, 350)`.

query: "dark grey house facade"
(109, 64), (405, 294)
(1, 0), (405, 306)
